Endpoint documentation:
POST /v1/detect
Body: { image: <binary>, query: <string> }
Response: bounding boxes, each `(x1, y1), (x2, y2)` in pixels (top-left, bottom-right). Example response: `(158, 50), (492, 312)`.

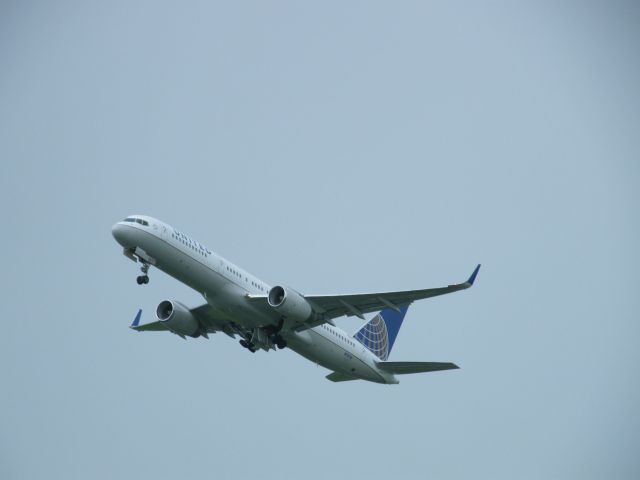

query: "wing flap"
(376, 361), (459, 374)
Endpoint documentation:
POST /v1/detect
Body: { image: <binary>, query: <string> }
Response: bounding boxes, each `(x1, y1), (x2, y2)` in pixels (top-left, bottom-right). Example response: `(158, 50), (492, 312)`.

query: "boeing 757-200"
(112, 215), (480, 384)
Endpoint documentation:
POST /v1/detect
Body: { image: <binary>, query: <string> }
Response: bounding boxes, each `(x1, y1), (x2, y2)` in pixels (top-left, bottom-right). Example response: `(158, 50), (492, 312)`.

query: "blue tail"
(353, 305), (409, 360)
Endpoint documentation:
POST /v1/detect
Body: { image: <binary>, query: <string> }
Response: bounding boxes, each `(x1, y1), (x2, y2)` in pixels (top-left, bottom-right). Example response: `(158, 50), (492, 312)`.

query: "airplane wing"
(129, 305), (230, 336)
(305, 264), (481, 322)
(245, 264), (480, 331)
(129, 309), (168, 332)
(131, 322), (169, 332)
(190, 304), (228, 333)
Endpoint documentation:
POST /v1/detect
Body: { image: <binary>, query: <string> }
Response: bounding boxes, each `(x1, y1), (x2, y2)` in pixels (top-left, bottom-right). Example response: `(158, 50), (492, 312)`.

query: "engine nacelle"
(267, 285), (313, 322)
(156, 300), (200, 337)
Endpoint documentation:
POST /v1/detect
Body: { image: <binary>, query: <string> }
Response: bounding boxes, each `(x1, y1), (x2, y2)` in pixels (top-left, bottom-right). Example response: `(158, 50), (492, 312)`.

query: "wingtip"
(131, 309), (142, 328)
(467, 264), (481, 286)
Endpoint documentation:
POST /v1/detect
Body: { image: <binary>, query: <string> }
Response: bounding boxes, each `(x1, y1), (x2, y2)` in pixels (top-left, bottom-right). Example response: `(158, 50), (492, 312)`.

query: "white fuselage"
(112, 216), (397, 384)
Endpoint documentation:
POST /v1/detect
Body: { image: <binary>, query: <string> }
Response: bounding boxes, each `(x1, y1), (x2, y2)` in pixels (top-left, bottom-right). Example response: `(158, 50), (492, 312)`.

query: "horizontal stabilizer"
(376, 361), (459, 374)
(326, 371), (359, 382)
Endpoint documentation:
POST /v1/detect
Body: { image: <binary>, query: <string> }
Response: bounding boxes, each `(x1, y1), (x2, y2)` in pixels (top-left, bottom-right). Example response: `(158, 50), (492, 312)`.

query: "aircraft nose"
(112, 222), (129, 246)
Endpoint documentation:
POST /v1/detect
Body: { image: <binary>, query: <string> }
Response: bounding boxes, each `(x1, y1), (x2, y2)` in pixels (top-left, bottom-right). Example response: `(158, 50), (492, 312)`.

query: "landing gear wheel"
(239, 340), (257, 352)
(270, 333), (286, 349)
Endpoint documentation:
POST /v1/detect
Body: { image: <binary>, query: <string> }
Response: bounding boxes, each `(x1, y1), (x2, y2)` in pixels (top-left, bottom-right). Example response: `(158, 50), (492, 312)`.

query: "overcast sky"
(2, 1), (639, 479)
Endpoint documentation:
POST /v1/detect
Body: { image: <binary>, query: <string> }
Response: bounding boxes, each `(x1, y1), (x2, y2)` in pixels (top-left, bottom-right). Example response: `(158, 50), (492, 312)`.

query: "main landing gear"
(269, 334), (288, 350)
(268, 318), (287, 349)
(136, 263), (150, 285)
(239, 336), (287, 353)
(239, 339), (257, 353)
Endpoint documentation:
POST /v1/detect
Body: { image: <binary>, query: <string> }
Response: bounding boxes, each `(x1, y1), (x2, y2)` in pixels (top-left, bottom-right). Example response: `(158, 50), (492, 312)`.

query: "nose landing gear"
(136, 263), (150, 285)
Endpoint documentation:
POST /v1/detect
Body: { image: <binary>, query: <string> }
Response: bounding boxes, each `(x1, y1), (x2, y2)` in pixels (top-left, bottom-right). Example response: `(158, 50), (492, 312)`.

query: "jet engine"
(156, 300), (200, 337)
(267, 285), (313, 322)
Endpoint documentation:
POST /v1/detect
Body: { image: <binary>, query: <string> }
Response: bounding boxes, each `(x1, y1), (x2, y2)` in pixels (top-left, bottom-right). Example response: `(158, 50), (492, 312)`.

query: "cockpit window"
(123, 217), (148, 226)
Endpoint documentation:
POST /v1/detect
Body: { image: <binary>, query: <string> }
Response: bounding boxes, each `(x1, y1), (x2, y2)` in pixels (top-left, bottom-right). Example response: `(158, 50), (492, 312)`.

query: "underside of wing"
(129, 305), (232, 336)
(131, 321), (169, 332)
(189, 304), (230, 334)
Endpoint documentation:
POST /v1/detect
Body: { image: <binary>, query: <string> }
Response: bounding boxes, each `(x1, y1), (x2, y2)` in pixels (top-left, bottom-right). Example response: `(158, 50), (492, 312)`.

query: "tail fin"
(353, 305), (409, 360)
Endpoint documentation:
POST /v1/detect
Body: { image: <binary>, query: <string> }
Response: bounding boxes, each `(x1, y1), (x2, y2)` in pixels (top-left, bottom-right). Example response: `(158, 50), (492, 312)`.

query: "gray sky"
(2, 1), (639, 479)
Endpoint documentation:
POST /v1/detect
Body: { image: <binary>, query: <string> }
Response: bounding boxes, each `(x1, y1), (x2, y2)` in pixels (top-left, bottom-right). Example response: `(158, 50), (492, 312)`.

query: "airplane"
(112, 215), (480, 384)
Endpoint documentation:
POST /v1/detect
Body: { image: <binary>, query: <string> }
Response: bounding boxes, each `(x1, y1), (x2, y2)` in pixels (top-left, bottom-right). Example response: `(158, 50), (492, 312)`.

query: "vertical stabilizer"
(353, 305), (409, 360)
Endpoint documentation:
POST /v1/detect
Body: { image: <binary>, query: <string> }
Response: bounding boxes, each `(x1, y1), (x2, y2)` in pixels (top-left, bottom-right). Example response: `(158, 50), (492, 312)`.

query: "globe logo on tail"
(354, 313), (390, 360)
(353, 305), (409, 360)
